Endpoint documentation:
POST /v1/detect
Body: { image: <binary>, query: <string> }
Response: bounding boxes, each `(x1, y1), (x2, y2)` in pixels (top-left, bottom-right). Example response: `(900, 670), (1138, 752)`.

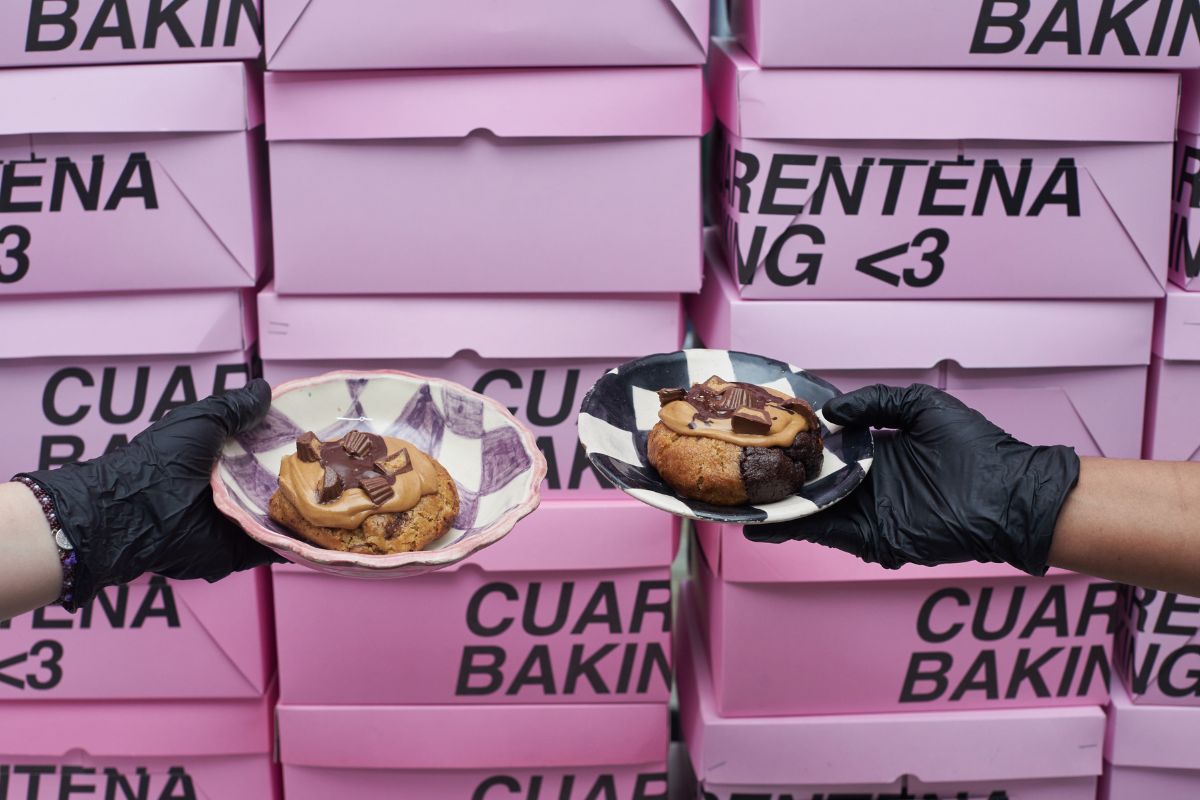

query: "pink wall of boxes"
(1, 1), (1199, 798)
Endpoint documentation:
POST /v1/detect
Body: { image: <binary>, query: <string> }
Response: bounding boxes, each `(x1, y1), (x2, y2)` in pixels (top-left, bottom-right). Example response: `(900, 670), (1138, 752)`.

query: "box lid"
(258, 285), (682, 361)
(264, 67), (706, 141)
(708, 39), (1178, 143)
(0, 693), (272, 758)
(1154, 287), (1200, 361)
(278, 702), (667, 770)
(0, 62), (261, 136)
(265, 0), (709, 69)
(690, 236), (1153, 370)
(0, 290), (253, 360)
(1106, 679), (1200, 770)
(693, 520), (1066, 585)
(678, 584), (1105, 786)
(276, 499), (677, 577)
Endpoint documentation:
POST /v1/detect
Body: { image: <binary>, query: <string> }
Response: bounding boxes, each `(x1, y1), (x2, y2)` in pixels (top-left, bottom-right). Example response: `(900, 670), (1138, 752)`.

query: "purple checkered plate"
(210, 370), (546, 579)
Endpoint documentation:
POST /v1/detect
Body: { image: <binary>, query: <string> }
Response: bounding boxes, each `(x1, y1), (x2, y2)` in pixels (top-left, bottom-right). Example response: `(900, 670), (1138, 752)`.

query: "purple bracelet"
(11, 476), (78, 612)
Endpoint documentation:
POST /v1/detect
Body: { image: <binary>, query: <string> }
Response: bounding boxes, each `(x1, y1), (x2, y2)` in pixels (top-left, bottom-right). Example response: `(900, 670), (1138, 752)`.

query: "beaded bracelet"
(11, 475), (78, 612)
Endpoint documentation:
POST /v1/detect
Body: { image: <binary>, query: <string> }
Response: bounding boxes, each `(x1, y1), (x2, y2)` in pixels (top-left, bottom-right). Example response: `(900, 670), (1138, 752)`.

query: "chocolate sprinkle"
(296, 432), (322, 463)
(360, 475), (395, 506)
(341, 430), (373, 460)
(317, 466), (344, 503)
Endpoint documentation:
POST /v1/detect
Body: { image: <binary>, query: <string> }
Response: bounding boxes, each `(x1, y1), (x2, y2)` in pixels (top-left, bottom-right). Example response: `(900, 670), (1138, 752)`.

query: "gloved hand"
(18, 379), (280, 610)
(747, 384), (1080, 576)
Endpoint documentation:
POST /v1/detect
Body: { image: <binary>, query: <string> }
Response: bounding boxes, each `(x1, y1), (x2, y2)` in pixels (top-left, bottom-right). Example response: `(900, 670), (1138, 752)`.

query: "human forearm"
(1049, 457), (1200, 596)
(0, 482), (62, 620)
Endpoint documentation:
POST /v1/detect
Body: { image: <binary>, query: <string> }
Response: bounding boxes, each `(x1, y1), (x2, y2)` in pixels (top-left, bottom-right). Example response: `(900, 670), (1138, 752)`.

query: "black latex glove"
(747, 384), (1080, 576)
(18, 379), (280, 609)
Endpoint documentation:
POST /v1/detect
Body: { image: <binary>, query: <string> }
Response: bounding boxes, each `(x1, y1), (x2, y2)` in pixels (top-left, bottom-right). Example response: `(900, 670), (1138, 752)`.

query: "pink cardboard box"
(0, 569), (272, 701)
(731, 0), (1200, 68)
(265, 0), (707, 70)
(678, 585), (1106, 800)
(265, 67), (705, 295)
(1172, 73), (1200, 291)
(273, 500), (677, 706)
(258, 286), (684, 498)
(708, 39), (1175, 300)
(0, 693), (277, 799)
(0, 62), (266, 295)
(690, 236), (1154, 458)
(1102, 680), (1200, 799)
(1146, 288), (1200, 461)
(1115, 584), (1200, 706)
(0, 0), (261, 68)
(690, 523), (1117, 717)
(0, 289), (256, 482)
(279, 703), (668, 799)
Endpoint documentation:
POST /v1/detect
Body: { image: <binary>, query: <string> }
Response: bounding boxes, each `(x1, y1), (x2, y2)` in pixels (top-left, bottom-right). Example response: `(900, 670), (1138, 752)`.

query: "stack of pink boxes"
(0, 5), (277, 798)
(258, 4), (707, 796)
(1105, 69), (1200, 798)
(680, 4), (1191, 798)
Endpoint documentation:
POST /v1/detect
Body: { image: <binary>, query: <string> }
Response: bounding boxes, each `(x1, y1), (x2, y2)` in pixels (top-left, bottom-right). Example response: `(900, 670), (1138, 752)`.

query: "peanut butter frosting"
(657, 376), (812, 448)
(277, 431), (441, 530)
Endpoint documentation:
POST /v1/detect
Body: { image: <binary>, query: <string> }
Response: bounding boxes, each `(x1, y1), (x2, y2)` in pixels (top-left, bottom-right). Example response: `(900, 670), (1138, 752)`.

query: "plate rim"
(210, 368), (547, 574)
(578, 348), (874, 525)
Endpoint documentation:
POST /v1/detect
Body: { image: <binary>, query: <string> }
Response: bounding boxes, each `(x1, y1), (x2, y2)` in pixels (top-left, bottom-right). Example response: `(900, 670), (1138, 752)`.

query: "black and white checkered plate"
(578, 349), (874, 524)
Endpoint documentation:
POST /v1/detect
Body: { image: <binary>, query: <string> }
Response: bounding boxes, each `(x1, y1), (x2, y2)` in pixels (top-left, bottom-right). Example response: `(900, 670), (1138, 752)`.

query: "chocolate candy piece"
(360, 475), (395, 506)
(731, 408), (773, 435)
(374, 448), (412, 476)
(657, 388), (686, 406)
(317, 466), (344, 503)
(296, 432), (322, 463)
(341, 430), (373, 460)
(782, 398), (812, 414)
(716, 384), (754, 412)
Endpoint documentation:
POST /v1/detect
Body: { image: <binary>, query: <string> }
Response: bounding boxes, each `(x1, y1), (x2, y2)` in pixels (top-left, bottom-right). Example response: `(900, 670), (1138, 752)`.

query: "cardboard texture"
(690, 236), (1154, 459)
(265, 0), (707, 69)
(708, 40), (1175, 300)
(272, 500), (677, 705)
(0, 62), (266, 295)
(1115, 584), (1200, 706)
(258, 287), (684, 498)
(0, 692), (277, 799)
(1101, 681), (1200, 799)
(1172, 72), (1200, 290)
(691, 523), (1117, 716)
(0, 290), (255, 483)
(731, 0), (1200, 68)
(0, 569), (272, 701)
(264, 67), (705, 294)
(0, 0), (261, 67)
(278, 702), (668, 799)
(678, 584), (1106, 799)
(1146, 288), (1200, 462)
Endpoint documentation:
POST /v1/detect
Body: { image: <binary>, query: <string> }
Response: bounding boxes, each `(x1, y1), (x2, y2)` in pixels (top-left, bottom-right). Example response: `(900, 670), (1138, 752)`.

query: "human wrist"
(1002, 444), (1081, 577)
(11, 476), (82, 611)
(0, 480), (71, 617)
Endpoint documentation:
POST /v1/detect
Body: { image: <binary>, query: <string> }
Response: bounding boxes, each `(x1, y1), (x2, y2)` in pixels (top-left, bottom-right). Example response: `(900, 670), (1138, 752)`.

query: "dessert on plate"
(647, 376), (824, 506)
(268, 429), (458, 554)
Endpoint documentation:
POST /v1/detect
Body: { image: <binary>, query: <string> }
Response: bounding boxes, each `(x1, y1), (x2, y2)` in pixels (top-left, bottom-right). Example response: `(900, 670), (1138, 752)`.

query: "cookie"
(647, 377), (824, 506)
(268, 430), (459, 554)
(267, 459), (459, 554)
